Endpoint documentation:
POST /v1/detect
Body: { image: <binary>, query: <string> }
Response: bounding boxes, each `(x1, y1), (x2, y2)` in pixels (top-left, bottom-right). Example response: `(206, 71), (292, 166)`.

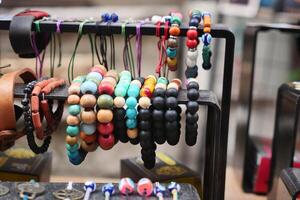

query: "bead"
(127, 85), (140, 97)
(187, 101), (199, 114)
(114, 97), (125, 108)
(139, 121), (151, 130)
(189, 18), (199, 27)
(138, 109), (151, 120)
(139, 97), (151, 109)
(204, 27), (211, 33)
(119, 178), (135, 194)
(126, 108), (137, 118)
(153, 88), (165, 97)
(187, 29), (198, 39)
(187, 89), (199, 101)
(166, 48), (177, 58)
(106, 70), (119, 81)
(21, 98), (29, 106)
(98, 134), (115, 150)
(185, 65), (198, 78)
(187, 49), (198, 60)
(66, 125), (80, 136)
(167, 57), (177, 66)
(189, 9), (202, 19)
(66, 143), (79, 152)
(152, 109), (164, 120)
(167, 82), (179, 90)
(155, 83), (167, 90)
(80, 80), (98, 94)
(165, 110), (178, 121)
(114, 86), (127, 97)
(80, 131), (97, 143)
(186, 123), (198, 132)
(97, 123), (114, 135)
(152, 97), (164, 109)
(111, 13), (119, 22)
(202, 33), (212, 46)
(81, 123), (96, 135)
(97, 109), (113, 123)
(114, 108), (126, 120)
(98, 81), (114, 95)
(80, 94), (97, 108)
(126, 97), (137, 108)
(86, 72), (103, 84)
(131, 80), (142, 88)
(120, 70), (131, 78)
(81, 110), (96, 124)
(166, 121), (179, 130)
(97, 94), (114, 109)
(102, 12), (111, 22)
(68, 84), (81, 95)
(67, 95), (80, 105)
(171, 16), (182, 25)
(151, 15), (163, 24)
(166, 97), (178, 109)
(169, 26), (180, 36)
(168, 37), (178, 48)
(186, 39), (198, 49)
(68, 105), (81, 116)
(187, 80), (199, 90)
(127, 128), (138, 139)
(73, 76), (86, 83)
(66, 135), (78, 146)
(137, 178), (153, 197)
(66, 115), (80, 125)
(126, 118), (137, 129)
(90, 66), (106, 76)
(186, 112), (199, 124)
(81, 141), (98, 152)
(186, 57), (197, 67)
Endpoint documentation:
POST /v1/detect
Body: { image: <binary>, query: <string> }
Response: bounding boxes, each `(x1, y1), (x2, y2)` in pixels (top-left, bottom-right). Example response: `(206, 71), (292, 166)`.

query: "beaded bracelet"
(201, 12), (212, 70)
(66, 76), (86, 165)
(165, 79), (182, 146)
(139, 75), (157, 169)
(166, 12), (183, 72)
(185, 9), (201, 79)
(152, 77), (168, 144)
(97, 70), (118, 150)
(80, 65), (106, 153)
(22, 80), (52, 154)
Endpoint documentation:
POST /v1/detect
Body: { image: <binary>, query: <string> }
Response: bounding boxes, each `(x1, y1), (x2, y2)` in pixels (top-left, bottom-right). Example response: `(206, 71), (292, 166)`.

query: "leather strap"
(9, 10), (50, 58)
(0, 68), (36, 150)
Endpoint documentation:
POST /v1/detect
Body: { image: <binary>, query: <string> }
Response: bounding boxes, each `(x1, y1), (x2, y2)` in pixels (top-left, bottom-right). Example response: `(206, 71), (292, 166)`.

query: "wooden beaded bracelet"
(152, 77), (168, 144)
(138, 75), (157, 169)
(97, 70), (118, 150)
(165, 79), (182, 146)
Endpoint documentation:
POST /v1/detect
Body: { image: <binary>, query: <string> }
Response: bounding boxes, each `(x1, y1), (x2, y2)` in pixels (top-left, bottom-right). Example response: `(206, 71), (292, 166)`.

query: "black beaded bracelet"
(185, 79), (200, 146)
(22, 80), (51, 154)
(113, 107), (128, 143)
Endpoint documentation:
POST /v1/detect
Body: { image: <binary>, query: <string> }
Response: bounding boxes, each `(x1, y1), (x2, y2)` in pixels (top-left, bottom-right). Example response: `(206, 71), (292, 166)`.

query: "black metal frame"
(234, 23), (300, 193)
(0, 19), (235, 200)
(268, 83), (300, 199)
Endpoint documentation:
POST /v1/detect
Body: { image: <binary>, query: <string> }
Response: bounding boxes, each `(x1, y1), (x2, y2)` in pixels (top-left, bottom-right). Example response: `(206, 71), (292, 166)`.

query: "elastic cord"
(135, 23), (142, 77)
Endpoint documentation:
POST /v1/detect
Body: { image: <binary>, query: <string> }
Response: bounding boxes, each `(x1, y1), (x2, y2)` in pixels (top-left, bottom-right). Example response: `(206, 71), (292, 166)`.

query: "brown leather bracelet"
(0, 68), (36, 151)
(31, 78), (65, 140)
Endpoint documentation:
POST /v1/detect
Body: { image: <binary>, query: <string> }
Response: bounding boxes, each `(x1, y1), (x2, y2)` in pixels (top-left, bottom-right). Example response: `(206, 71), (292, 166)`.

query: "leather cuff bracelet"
(0, 68), (36, 151)
(9, 10), (50, 58)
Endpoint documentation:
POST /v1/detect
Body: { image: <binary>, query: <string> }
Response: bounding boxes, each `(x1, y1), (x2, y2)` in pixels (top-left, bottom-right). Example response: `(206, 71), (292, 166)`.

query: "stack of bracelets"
(22, 78), (65, 154)
(185, 9), (202, 146)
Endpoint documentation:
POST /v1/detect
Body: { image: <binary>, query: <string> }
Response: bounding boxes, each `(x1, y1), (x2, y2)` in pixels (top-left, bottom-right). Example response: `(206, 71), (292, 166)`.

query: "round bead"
(90, 66), (106, 76)
(139, 97), (151, 109)
(97, 123), (114, 135)
(80, 132), (97, 143)
(186, 39), (198, 49)
(126, 97), (137, 108)
(86, 72), (103, 84)
(119, 178), (135, 194)
(187, 49), (198, 60)
(126, 108), (138, 118)
(167, 57), (177, 66)
(187, 101), (199, 114)
(187, 80), (199, 90)
(152, 97), (164, 109)
(137, 178), (153, 197)
(80, 80), (98, 94)
(97, 109), (113, 123)
(165, 110), (178, 121)
(189, 18), (199, 27)
(73, 76), (86, 83)
(80, 94), (97, 108)
(168, 37), (178, 48)
(81, 123), (96, 135)
(68, 105), (81, 116)
(68, 84), (81, 95)
(66, 115), (80, 125)
(120, 70), (131, 78)
(66, 125), (80, 136)
(93, 64), (107, 73)
(130, 80), (142, 88)
(127, 128), (138, 139)
(204, 27), (211, 33)
(81, 141), (98, 152)
(167, 82), (179, 90)
(155, 83), (167, 90)
(168, 64), (177, 72)
(186, 112), (199, 124)
(114, 108), (126, 120)
(186, 57), (197, 67)
(127, 85), (140, 97)
(81, 110), (96, 124)
(97, 94), (114, 109)
(157, 77), (168, 85)
(67, 95), (80, 105)
(66, 135), (78, 145)
(98, 134), (115, 150)
(171, 16), (182, 25)
(126, 118), (137, 129)
(169, 26), (180, 36)
(151, 15), (163, 24)
(153, 88), (165, 97)
(114, 97), (125, 108)
(166, 88), (178, 97)
(153, 109), (164, 120)
(187, 29), (198, 39)
(166, 97), (178, 109)
(187, 89), (199, 101)
(106, 70), (119, 81)
(166, 48), (177, 58)
(98, 81), (114, 95)
(138, 109), (151, 120)
(185, 66), (198, 78)
(114, 86), (127, 97)
(139, 121), (151, 130)
(66, 143), (79, 152)
(202, 33), (212, 46)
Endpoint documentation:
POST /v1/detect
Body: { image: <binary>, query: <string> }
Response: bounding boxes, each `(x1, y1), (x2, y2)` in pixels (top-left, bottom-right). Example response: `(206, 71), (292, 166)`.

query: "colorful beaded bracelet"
(201, 12), (212, 70)
(152, 77), (168, 144)
(165, 79), (182, 145)
(97, 70), (118, 150)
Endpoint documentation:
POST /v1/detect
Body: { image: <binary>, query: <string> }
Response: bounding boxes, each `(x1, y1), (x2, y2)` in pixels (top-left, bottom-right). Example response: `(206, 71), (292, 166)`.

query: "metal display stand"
(234, 23), (300, 193)
(0, 19), (235, 200)
(268, 83), (300, 199)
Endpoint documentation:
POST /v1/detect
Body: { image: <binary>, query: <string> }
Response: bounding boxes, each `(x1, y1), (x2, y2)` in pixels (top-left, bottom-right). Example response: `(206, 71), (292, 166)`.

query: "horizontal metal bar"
(246, 22), (300, 33)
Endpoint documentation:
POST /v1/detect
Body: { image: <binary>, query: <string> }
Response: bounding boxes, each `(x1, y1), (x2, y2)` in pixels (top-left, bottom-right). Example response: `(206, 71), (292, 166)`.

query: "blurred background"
(0, 0), (300, 199)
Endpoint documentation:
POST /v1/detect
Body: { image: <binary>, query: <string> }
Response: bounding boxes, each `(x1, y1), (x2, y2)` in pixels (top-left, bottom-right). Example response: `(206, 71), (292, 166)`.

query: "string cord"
(122, 22), (135, 76)
(135, 22), (143, 77)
